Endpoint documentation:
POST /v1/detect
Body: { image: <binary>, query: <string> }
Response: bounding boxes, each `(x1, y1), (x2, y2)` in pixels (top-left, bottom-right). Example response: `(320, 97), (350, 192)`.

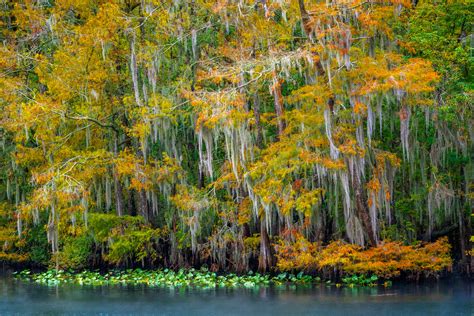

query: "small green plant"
(341, 275), (378, 287)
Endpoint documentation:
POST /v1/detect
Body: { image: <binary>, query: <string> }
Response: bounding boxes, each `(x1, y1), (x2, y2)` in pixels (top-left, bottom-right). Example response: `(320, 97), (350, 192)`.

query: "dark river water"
(0, 275), (472, 315)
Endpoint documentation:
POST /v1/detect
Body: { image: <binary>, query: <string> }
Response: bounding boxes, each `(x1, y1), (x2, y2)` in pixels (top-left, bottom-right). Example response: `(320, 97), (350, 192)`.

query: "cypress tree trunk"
(354, 180), (376, 246)
(258, 219), (272, 272)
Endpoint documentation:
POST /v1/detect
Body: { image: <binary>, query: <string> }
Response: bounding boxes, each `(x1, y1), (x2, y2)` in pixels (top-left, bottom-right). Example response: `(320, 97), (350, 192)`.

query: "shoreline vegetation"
(13, 269), (388, 289)
(13, 236), (452, 289)
(0, 1), (472, 279)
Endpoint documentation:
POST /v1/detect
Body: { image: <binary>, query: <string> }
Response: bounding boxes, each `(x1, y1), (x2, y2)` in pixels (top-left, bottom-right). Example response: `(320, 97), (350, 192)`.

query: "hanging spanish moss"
(0, 0), (470, 276)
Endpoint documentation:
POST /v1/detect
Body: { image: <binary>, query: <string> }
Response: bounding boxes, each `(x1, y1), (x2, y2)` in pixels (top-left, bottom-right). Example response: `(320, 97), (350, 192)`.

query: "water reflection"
(0, 276), (472, 315)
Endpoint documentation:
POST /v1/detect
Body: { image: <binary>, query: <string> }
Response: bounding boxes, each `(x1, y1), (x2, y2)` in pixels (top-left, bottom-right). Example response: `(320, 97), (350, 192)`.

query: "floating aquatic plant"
(15, 269), (382, 289)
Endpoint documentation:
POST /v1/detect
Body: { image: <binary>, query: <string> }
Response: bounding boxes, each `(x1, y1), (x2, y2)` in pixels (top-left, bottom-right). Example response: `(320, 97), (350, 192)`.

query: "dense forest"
(0, 0), (472, 278)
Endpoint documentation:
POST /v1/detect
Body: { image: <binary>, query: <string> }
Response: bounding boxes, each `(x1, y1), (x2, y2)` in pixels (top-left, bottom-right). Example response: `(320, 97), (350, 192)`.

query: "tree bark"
(354, 181), (376, 246)
(297, 0), (326, 77)
(258, 219), (273, 272)
(113, 168), (124, 216)
(298, 0), (311, 37)
(139, 188), (149, 222)
(113, 134), (124, 216)
(253, 93), (264, 149)
(272, 72), (286, 139)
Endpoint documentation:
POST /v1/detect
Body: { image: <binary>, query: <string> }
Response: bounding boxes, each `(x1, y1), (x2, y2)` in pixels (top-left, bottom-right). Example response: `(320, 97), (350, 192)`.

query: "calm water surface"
(0, 275), (472, 315)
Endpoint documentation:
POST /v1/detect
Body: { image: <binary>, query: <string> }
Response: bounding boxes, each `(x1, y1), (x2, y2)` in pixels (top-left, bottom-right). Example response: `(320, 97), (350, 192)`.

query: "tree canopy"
(0, 0), (472, 274)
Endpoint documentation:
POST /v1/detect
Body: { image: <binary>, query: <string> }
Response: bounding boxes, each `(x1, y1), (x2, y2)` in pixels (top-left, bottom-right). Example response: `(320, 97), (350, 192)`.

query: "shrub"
(275, 234), (452, 279)
(88, 213), (167, 267)
(57, 234), (93, 270)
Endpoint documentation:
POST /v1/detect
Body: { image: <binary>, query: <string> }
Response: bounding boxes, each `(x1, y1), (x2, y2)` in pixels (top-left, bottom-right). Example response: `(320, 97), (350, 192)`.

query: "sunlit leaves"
(276, 235), (452, 278)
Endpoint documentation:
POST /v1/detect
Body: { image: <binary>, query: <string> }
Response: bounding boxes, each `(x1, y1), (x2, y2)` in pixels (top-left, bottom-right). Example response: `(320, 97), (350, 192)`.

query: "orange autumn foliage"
(275, 235), (452, 279)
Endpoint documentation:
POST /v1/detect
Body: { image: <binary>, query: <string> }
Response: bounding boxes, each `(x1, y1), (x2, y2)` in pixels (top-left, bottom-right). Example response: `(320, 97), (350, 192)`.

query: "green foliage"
(17, 268), (376, 289)
(403, 1), (473, 80)
(86, 213), (168, 266)
(106, 228), (165, 266)
(342, 275), (378, 287)
(57, 234), (93, 270)
(88, 213), (144, 244)
(25, 225), (50, 266)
